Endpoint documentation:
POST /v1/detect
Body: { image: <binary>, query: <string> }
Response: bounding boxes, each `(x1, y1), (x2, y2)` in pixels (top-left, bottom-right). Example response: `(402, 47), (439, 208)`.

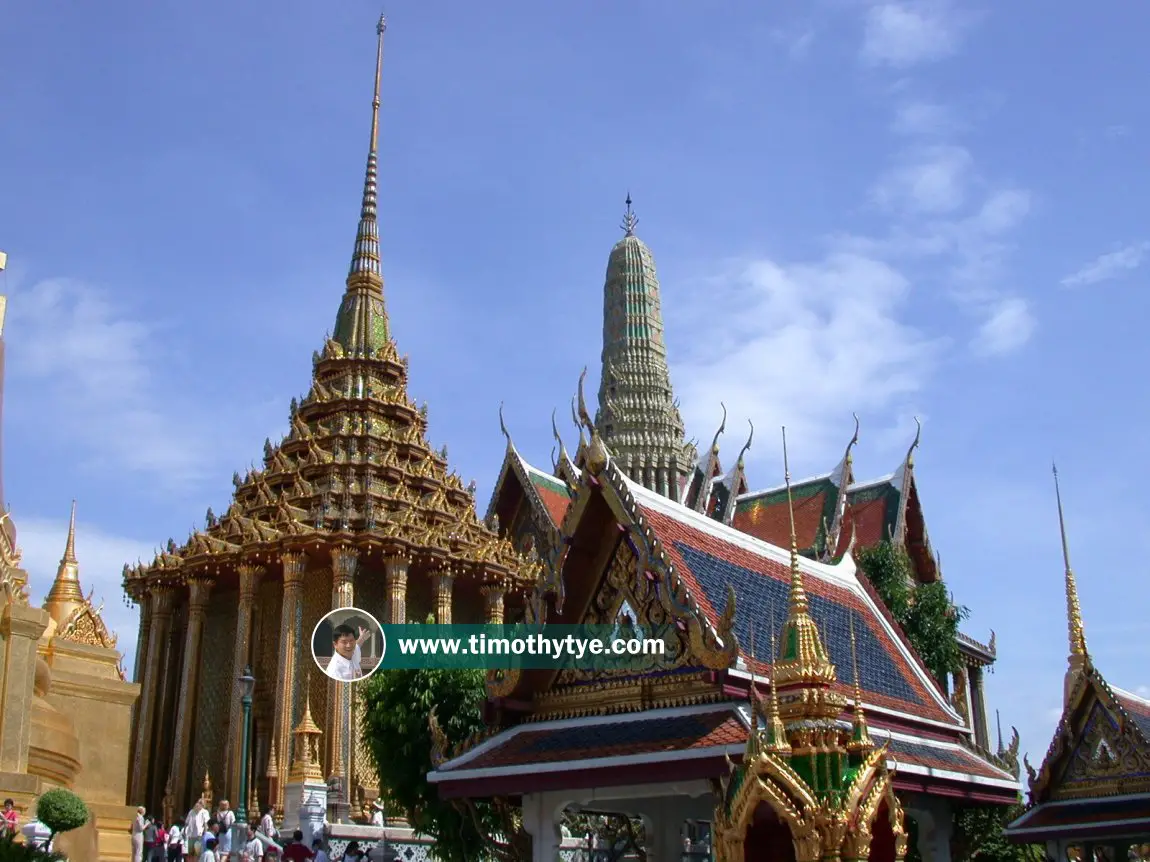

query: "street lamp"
(235, 667), (256, 844)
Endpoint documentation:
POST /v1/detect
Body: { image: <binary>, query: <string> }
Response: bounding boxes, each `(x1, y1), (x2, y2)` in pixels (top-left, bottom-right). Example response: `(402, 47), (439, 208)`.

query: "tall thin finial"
(621, 192), (638, 237)
(347, 13), (387, 285)
(762, 614), (789, 754)
(1052, 463), (1087, 660)
(782, 427), (808, 613)
(64, 499), (78, 564)
(848, 614), (872, 749)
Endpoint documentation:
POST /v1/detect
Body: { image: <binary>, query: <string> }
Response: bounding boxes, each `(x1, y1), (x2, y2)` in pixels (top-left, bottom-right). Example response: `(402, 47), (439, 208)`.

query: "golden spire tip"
(64, 499), (78, 563)
(781, 426), (807, 610)
(1052, 463), (1088, 661)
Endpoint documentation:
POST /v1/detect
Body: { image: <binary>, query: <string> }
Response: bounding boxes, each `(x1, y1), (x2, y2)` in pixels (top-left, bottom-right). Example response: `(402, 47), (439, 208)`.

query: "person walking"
(215, 801), (235, 857)
(131, 807), (147, 862)
(258, 807), (277, 844)
(184, 799), (210, 861)
(167, 822), (184, 861)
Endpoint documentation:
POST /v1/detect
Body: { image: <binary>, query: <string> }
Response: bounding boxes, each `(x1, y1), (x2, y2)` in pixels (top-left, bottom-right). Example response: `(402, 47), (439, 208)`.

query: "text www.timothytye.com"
(395, 631), (666, 662)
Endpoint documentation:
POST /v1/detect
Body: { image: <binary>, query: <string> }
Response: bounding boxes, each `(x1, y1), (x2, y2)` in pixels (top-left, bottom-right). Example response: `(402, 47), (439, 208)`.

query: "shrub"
(34, 790), (87, 841)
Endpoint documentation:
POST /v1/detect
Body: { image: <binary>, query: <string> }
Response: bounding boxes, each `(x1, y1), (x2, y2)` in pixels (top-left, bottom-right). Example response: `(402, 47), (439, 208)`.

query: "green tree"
(565, 812), (646, 861)
(855, 541), (967, 682)
(360, 657), (530, 862)
(953, 804), (1043, 862)
(33, 788), (88, 845)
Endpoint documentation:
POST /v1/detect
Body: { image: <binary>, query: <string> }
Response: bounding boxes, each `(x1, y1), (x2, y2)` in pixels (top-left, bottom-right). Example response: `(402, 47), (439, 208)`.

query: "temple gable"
(1050, 687), (1150, 801)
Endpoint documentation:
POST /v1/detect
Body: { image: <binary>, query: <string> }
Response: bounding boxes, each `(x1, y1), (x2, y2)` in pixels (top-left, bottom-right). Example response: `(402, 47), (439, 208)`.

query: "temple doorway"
(744, 804), (796, 862)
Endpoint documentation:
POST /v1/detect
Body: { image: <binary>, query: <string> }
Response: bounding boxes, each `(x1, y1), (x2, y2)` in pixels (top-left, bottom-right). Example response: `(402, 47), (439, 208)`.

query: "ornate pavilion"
(1004, 469), (1150, 857)
(428, 200), (1023, 859)
(121, 16), (539, 819)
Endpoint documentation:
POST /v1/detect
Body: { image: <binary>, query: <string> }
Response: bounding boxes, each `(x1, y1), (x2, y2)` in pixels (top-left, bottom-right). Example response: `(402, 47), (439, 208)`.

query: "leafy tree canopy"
(360, 664), (495, 862)
(855, 541), (967, 682)
(953, 804), (1044, 862)
(34, 789), (87, 841)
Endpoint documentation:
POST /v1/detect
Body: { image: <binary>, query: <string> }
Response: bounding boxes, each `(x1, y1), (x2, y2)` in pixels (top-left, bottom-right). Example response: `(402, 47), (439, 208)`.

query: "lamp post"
(233, 666), (256, 857)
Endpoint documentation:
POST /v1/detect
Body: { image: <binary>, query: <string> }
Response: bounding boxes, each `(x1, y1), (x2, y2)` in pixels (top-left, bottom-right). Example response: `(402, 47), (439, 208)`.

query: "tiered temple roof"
(121, 17), (538, 599)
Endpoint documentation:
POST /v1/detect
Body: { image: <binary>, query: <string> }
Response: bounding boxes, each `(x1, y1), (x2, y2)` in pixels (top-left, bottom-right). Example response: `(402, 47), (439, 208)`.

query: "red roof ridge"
(737, 471), (834, 502)
(628, 472), (856, 587)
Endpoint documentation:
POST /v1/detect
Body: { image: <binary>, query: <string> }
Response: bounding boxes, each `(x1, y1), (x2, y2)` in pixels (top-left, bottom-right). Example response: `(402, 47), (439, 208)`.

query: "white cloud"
(670, 252), (940, 468)
(17, 513), (150, 677)
(4, 278), (221, 489)
(1060, 242), (1150, 288)
(891, 101), (960, 137)
(871, 145), (974, 214)
(972, 297), (1036, 357)
(861, 1), (973, 69)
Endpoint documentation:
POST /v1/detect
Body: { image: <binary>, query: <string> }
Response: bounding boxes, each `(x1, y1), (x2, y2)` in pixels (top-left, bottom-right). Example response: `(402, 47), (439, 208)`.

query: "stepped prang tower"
(594, 195), (696, 501)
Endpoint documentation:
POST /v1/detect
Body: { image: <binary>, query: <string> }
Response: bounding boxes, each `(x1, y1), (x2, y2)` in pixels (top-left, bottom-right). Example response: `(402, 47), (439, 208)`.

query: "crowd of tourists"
(129, 799), (367, 862)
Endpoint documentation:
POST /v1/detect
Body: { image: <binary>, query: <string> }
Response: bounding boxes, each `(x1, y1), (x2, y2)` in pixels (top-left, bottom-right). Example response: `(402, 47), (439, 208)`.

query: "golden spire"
(44, 500), (85, 626)
(349, 13), (386, 286)
(288, 680), (325, 783)
(773, 427), (837, 688)
(334, 13), (389, 354)
(1053, 463), (1089, 704)
(847, 615), (872, 752)
(763, 620), (790, 755)
(745, 628), (761, 757)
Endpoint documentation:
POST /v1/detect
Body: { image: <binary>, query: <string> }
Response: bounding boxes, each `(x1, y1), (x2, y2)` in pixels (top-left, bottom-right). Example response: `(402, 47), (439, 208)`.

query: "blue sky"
(1, 0), (1147, 766)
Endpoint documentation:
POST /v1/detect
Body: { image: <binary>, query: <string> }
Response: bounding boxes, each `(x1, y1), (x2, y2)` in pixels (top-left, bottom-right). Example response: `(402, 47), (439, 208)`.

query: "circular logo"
(310, 606), (385, 683)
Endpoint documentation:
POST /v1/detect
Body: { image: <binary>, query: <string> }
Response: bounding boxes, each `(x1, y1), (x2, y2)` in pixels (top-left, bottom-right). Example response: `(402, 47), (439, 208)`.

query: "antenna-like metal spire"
(621, 192), (638, 237)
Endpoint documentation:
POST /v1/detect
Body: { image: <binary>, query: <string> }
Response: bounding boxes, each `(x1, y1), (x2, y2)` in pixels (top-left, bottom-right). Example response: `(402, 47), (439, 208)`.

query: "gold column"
(383, 554), (408, 625)
(226, 563), (264, 798)
(129, 587), (174, 805)
(481, 585), (504, 624)
(169, 576), (213, 807)
(0, 603), (51, 773)
(328, 545), (358, 798)
(271, 552), (306, 814)
(433, 571), (454, 625)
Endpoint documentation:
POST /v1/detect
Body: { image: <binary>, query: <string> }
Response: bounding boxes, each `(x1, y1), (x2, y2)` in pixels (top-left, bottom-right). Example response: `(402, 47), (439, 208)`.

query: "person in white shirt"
(243, 824), (264, 860)
(200, 835), (217, 862)
(184, 800), (210, 859)
(324, 625), (370, 682)
(166, 823), (183, 861)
